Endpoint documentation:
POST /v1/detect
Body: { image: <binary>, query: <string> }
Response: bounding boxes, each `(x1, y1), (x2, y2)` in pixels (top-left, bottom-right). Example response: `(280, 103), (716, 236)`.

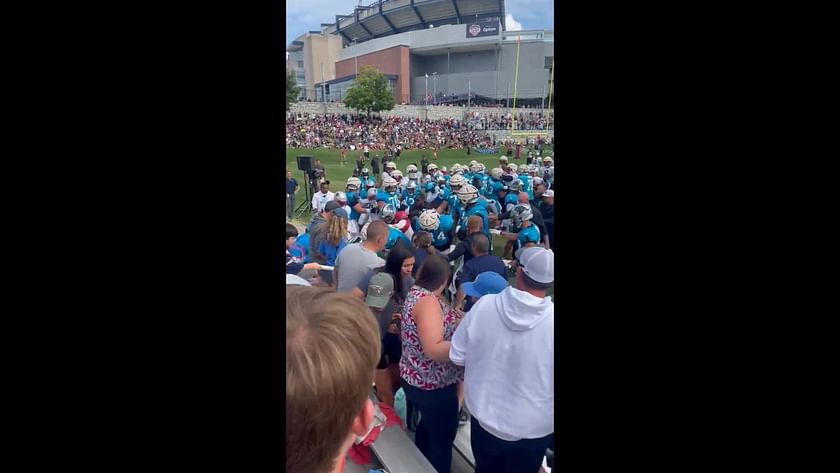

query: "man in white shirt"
(311, 181), (335, 213)
(450, 246), (554, 473)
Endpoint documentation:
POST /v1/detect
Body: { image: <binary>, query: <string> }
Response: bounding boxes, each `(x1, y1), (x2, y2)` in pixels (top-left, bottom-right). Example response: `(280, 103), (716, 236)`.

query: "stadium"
(287, 0), (554, 107)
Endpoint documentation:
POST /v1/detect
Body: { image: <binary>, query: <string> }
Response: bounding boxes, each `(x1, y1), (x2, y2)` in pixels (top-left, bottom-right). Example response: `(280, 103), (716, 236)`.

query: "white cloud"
(505, 13), (523, 31)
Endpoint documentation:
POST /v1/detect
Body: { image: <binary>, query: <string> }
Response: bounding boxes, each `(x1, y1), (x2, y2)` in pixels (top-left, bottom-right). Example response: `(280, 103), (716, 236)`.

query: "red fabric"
(345, 402), (406, 465)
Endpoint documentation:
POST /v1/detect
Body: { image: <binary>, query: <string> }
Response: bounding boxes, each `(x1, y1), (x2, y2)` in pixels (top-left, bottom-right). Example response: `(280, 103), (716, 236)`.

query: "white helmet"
(451, 164), (462, 174)
(346, 177), (361, 192)
(361, 167), (370, 175)
(383, 176), (397, 192)
(543, 156), (553, 164)
(386, 161), (397, 170)
(458, 184), (479, 205)
(490, 167), (504, 180)
(508, 178), (521, 191)
(366, 180), (377, 189)
(449, 174), (467, 190)
(380, 204), (396, 223)
(510, 204), (533, 227)
(427, 163), (438, 173)
(418, 209), (441, 231)
(470, 160), (478, 166)
(470, 162), (482, 173)
(533, 176), (544, 186)
(407, 181), (417, 190)
(391, 169), (403, 179)
(406, 164), (418, 173)
(509, 163), (518, 173)
(334, 191), (347, 203)
(499, 156), (508, 163)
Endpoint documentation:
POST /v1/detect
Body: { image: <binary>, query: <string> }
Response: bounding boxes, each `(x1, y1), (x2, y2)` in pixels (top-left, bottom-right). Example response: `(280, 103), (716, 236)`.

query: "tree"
(343, 65), (395, 115)
(286, 69), (301, 107)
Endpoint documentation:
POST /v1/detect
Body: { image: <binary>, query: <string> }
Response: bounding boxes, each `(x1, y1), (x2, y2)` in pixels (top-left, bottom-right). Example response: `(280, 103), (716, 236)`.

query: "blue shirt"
(289, 233), (311, 263)
(459, 255), (508, 286)
(318, 238), (348, 266)
(386, 226), (411, 250)
(431, 214), (455, 250)
(286, 178), (298, 195)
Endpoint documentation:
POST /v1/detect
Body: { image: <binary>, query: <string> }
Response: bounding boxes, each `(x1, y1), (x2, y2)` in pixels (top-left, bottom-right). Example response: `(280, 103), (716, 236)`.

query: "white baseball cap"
(286, 274), (311, 286)
(514, 246), (554, 284)
(542, 190), (554, 198)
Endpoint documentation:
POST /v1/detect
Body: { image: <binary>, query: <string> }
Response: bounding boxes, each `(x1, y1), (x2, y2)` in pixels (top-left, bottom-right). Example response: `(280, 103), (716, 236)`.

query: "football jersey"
(346, 191), (361, 221)
(386, 226), (411, 250)
(519, 175), (533, 200)
(516, 224), (541, 252)
(460, 203), (489, 236)
(431, 214), (455, 250)
(359, 175), (374, 188)
(402, 189), (420, 209)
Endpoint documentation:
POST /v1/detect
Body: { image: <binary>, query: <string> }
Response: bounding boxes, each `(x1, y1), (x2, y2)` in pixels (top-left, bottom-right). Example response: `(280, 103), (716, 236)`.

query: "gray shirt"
(335, 242), (385, 293)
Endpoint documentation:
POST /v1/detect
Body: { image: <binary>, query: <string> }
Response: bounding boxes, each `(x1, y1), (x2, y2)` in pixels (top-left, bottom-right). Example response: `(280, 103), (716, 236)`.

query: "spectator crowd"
(285, 154), (556, 473)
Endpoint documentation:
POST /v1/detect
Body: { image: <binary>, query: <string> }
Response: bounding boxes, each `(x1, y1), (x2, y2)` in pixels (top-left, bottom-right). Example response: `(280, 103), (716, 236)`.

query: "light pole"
(424, 73), (428, 106)
(432, 72), (437, 105)
(321, 62), (326, 102)
(352, 38), (358, 76)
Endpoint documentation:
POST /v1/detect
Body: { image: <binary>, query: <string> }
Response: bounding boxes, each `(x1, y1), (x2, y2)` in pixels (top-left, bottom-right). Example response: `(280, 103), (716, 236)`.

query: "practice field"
(285, 145), (555, 299)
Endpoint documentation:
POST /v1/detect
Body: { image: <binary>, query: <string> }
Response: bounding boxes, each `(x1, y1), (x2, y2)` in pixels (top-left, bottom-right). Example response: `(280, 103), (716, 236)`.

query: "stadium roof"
(322, 0), (505, 45)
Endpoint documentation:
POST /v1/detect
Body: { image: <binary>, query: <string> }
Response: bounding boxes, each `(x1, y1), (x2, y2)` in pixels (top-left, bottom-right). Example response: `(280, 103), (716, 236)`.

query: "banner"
(466, 19), (499, 38)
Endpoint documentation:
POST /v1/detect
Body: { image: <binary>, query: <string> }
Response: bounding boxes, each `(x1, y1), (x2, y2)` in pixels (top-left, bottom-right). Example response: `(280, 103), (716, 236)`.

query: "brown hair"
(326, 214), (348, 246)
(412, 231), (436, 254)
(286, 287), (380, 473)
(467, 215), (483, 235)
(415, 254), (451, 291)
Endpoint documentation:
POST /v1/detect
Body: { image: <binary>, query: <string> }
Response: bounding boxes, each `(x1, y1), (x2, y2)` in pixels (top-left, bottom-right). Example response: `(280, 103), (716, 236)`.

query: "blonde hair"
(326, 215), (348, 246)
(286, 287), (380, 473)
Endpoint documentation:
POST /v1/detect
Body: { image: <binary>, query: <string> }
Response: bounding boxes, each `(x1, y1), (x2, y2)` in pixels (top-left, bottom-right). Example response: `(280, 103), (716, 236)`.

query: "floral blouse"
(399, 286), (464, 390)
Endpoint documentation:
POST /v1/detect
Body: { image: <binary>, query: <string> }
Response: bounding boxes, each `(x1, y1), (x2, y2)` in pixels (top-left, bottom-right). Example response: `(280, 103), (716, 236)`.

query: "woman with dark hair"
(352, 242), (415, 407)
(399, 255), (463, 473)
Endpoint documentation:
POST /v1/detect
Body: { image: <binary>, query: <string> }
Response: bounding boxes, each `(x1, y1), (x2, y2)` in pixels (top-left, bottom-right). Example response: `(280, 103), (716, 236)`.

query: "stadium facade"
(286, 0), (553, 106)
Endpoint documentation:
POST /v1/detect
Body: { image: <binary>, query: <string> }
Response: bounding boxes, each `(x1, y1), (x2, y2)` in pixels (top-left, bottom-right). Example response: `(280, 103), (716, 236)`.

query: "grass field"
(285, 145), (555, 298)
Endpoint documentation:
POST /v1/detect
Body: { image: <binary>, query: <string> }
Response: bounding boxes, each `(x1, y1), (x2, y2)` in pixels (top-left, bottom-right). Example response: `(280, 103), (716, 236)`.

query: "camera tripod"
(294, 175), (315, 220)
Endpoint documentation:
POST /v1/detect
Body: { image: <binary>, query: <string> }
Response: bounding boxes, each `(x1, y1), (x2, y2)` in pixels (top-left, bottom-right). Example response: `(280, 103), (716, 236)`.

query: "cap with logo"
(365, 272), (395, 309)
(514, 246), (554, 284)
(324, 200), (341, 212)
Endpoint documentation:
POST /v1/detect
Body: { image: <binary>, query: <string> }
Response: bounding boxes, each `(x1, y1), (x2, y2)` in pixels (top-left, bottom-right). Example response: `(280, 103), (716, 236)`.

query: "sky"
(285, 0), (554, 46)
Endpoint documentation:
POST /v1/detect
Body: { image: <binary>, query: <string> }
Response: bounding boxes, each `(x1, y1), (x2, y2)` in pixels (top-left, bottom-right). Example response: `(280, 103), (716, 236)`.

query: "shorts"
(376, 332), (402, 369)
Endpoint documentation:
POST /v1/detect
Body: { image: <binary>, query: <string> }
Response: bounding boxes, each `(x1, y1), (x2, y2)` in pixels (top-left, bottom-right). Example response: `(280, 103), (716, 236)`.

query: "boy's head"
(286, 287), (380, 473)
(286, 223), (299, 249)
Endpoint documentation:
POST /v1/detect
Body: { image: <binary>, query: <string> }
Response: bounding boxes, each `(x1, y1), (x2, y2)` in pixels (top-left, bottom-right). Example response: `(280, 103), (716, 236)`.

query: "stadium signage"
(466, 19), (499, 38)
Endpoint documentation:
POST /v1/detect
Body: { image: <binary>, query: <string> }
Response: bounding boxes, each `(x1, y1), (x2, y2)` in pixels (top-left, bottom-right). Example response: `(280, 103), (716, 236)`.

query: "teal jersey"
(446, 191), (461, 218)
(520, 175), (533, 200)
(504, 192), (520, 211)
(386, 226), (411, 250)
(359, 175), (374, 188)
(402, 188), (419, 208)
(431, 214), (455, 250)
(516, 224), (541, 251)
(347, 191), (361, 221)
(461, 203), (489, 236)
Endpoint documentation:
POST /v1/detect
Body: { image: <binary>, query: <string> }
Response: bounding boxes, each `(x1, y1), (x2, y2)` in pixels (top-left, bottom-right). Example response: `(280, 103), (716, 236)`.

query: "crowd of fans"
(465, 111), (553, 131)
(285, 156), (556, 473)
(286, 112), (501, 151)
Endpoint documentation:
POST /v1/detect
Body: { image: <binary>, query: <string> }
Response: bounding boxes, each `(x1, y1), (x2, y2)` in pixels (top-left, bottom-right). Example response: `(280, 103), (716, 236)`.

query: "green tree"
(286, 69), (301, 107)
(343, 65), (395, 115)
